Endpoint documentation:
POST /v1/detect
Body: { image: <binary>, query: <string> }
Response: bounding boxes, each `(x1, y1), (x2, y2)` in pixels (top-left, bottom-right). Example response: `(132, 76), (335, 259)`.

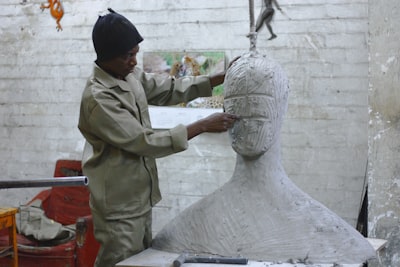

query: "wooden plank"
(116, 248), (177, 267)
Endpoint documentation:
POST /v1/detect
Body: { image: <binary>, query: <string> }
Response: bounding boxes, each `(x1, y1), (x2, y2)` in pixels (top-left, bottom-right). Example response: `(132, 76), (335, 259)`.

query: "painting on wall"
(143, 51), (226, 109)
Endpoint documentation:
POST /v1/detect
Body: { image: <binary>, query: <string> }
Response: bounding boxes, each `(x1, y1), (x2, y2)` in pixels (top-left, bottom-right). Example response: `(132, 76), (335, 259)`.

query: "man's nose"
(129, 57), (137, 66)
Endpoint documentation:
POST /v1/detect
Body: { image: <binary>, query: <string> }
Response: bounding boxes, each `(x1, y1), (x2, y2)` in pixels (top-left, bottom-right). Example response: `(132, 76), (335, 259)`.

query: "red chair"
(0, 160), (100, 267)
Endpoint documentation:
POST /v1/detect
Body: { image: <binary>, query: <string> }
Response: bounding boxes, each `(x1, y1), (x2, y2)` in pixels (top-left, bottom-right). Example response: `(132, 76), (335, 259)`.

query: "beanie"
(92, 8), (143, 62)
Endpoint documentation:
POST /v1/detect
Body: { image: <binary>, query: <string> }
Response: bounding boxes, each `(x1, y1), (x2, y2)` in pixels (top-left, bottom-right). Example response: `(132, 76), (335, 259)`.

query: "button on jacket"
(78, 64), (213, 219)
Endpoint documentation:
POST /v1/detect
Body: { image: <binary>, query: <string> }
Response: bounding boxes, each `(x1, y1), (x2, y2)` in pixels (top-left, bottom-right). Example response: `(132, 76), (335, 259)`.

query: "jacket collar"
(93, 63), (132, 92)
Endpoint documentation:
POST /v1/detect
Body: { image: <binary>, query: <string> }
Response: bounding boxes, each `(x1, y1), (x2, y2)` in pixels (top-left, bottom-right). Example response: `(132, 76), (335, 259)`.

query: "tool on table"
(173, 252), (248, 267)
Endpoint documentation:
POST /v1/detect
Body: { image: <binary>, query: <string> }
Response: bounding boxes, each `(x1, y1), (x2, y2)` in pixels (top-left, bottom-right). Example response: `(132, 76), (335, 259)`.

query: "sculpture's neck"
(232, 138), (284, 183)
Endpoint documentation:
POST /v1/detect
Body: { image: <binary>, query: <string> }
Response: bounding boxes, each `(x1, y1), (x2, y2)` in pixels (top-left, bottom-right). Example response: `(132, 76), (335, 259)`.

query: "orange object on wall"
(40, 0), (64, 31)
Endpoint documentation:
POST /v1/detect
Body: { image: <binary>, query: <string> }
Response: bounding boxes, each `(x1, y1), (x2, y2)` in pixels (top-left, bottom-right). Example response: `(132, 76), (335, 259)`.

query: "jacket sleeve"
(132, 68), (213, 106)
(80, 88), (188, 159)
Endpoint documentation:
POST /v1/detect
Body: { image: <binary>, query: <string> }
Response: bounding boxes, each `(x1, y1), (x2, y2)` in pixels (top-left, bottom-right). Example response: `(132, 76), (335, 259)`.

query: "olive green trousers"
(92, 209), (152, 267)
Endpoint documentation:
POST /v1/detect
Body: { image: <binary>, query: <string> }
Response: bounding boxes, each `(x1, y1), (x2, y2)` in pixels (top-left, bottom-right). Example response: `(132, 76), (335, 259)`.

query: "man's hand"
(187, 113), (239, 140)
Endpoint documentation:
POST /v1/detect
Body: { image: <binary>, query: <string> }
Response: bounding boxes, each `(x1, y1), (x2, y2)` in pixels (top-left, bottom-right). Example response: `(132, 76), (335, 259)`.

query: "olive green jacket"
(78, 64), (212, 219)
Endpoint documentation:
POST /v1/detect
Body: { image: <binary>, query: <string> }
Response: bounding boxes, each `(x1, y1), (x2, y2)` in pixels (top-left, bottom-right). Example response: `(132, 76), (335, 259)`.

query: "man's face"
(102, 45), (139, 79)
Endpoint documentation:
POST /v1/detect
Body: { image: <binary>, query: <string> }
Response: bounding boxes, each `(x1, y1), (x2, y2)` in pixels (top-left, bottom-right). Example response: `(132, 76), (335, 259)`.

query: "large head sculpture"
(223, 52), (289, 158)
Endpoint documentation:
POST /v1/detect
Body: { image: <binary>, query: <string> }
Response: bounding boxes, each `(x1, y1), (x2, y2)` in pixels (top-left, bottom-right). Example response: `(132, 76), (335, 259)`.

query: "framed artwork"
(143, 51), (226, 105)
(143, 51), (226, 129)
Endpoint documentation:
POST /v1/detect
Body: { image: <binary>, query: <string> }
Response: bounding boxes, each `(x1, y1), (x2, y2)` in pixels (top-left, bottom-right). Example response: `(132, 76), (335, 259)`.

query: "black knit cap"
(92, 8), (143, 62)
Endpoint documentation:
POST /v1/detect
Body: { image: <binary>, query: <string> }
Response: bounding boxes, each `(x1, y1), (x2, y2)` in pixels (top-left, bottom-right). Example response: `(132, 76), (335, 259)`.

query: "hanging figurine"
(255, 0), (282, 40)
(40, 0), (64, 31)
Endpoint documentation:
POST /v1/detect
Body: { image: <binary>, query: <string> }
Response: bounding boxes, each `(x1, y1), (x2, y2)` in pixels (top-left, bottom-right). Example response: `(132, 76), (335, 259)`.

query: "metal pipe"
(248, 0), (258, 52)
(0, 176), (89, 189)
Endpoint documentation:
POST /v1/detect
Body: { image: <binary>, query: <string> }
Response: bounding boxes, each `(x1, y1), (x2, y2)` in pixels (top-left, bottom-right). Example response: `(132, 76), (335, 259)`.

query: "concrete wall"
(0, 0), (392, 261)
(368, 0), (400, 266)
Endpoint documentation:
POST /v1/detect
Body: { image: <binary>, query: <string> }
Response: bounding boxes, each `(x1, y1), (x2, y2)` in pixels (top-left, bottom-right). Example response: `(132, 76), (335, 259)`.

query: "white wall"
(0, 0), (369, 233)
(368, 0), (400, 266)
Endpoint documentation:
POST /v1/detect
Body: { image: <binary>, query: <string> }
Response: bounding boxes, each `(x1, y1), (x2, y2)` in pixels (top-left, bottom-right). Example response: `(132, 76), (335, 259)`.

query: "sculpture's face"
(224, 87), (277, 158)
(223, 53), (288, 158)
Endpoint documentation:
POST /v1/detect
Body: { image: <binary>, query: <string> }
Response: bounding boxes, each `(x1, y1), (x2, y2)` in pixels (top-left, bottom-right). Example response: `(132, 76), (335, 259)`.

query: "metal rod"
(0, 176), (89, 189)
(249, 0), (255, 32)
(248, 0), (257, 52)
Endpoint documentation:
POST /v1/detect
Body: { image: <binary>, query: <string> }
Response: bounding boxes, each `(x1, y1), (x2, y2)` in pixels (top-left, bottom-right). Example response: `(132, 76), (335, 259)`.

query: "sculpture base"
(116, 238), (386, 267)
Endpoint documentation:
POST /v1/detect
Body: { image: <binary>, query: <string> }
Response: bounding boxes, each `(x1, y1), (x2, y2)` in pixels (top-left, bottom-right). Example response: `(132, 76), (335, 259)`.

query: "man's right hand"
(187, 113), (239, 140)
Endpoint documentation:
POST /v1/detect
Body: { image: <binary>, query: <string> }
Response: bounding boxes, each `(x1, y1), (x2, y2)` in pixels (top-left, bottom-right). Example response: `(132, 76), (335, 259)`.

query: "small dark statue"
(255, 0), (282, 40)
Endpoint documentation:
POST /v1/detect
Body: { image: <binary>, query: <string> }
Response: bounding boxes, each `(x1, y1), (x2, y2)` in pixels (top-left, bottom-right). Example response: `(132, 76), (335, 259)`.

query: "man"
(78, 8), (238, 267)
